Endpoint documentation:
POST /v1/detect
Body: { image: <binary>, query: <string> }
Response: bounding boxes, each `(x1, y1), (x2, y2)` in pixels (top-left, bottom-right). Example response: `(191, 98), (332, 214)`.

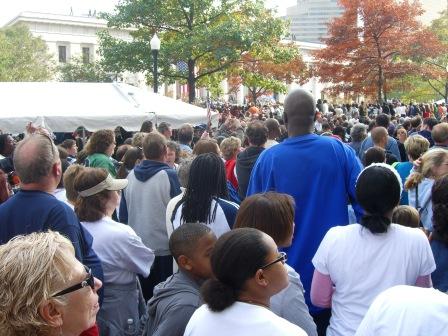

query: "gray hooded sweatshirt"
(139, 270), (202, 336)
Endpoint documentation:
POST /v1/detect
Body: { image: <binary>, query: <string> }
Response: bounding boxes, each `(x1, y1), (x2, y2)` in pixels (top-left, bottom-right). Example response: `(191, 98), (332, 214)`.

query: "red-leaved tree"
(314, 0), (442, 102)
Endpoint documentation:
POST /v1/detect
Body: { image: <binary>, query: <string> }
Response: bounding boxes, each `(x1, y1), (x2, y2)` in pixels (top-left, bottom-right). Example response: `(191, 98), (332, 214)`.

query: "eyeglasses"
(52, 266), (94, 297)
(260, 252), (287, 270)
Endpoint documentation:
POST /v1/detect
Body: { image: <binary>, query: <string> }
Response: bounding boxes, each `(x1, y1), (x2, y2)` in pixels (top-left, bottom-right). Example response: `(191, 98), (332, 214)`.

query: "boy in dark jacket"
(140, 223), (217, 336)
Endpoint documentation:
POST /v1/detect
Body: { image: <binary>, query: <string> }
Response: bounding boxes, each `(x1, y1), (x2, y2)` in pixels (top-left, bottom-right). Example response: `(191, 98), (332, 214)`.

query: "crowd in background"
(0, 90), (447, 336)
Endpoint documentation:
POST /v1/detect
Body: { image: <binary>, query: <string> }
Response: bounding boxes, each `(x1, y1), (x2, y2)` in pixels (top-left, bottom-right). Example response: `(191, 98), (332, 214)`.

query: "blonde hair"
(405, 149), (448, 190)
(132, 132), (146, 148)
(404, 135), (429, 161)
(0, 231), (75, 335)
(220, 136), (241, 160)
(392, 205), (420, 228)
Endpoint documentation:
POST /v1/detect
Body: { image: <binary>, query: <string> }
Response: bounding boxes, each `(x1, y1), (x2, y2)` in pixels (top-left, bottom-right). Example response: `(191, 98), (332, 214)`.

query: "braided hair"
(180, 153), (228, 224)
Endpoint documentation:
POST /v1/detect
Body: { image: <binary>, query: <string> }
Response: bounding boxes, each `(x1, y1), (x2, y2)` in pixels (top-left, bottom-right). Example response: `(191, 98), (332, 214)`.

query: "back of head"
(371, 127), (388, 146)
(63, 164), (85, 204)
(404, 135), (429, 161)
(410, 116), (422, 129)
(220, 136), (241, 161)
(132, 132), (146, 148)
(350, 123), (367, 142)
(192, 139), (219, 156)
(264, 118), (280, 137)
(363, 147), (386, 166)
(140, 120), (153, 133)
(74, 167), (109, 222)
(431, 122), (448, 144)
(157, 122), (171, 134)
(392, 205), (420, 228)
(177, 157), (194, 188)
(283, 89), (315, 135)
(375, 114), (390, 128)
(245, 120), (268, 147)
(234, 192), (295, 247)
(178, 124), (194, 144)
(201, 228), (269, 312)
(169, 223), (212, 261)
(181, 153), (228, 223)
(142, 132), (167, 160)
(117, 147), (143, 179)
(423, 117), (438, 130)
(13, 134), (59, 184)
(85, 129), (115, 155)
(0, 231), (75, 335)
(60, 139), (76, 151)
(405, 149), (448, 190)
(356, 164), (401, 233)
(431, 175), (448, 244)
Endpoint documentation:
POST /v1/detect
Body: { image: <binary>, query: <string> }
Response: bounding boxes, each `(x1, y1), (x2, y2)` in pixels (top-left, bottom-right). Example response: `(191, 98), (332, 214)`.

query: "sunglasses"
(52, 266), (94, 297)
(260, 252), (287, 270)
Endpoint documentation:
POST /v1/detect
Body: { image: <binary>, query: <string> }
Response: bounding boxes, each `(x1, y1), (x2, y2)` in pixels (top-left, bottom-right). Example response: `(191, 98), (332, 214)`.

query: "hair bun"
(201, 278), (237, 312)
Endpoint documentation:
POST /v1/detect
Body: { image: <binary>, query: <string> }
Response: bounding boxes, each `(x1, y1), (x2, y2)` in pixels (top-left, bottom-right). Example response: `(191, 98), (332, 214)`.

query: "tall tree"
(0, 24), (54, 81)
(99, 0), (287, 103)
(228, 43), (309, 103)
(314, 0), (441, 103)
(422, 10), (448, 102)
(58, 57), (113, 83)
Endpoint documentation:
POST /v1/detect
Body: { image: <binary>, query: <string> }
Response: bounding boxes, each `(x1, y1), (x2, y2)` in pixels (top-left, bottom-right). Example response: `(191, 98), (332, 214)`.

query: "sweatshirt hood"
(133, 160), (171, 182)
(237, 146), (264, 170)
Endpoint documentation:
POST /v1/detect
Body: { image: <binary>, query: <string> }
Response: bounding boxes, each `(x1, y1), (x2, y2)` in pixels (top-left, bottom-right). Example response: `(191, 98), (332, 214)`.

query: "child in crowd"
(184, 228), (306, 336)
(234, 192), (317, 336)
(140, 223), (217, 336)
(392, 205), (420, 228)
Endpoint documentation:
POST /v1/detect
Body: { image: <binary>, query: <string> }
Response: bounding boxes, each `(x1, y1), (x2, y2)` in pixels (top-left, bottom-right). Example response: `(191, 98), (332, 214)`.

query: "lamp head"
(150, 33), (161, 51)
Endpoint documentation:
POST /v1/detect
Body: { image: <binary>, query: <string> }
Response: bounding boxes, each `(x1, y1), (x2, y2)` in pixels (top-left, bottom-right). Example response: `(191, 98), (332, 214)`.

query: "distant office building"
(285, 0), (344, 43)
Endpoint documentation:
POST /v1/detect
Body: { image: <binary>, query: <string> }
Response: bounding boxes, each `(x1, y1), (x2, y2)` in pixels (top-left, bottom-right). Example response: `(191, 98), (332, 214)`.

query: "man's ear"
(39, 300), (63, 328)
(254, 269), (269, 288)
(52, 162), (61, 177)
(177, 255), (193, 271)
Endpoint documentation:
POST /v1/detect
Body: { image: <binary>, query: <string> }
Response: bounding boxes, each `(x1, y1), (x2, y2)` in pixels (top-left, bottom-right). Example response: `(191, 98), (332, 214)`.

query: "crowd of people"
(0, 89), (447, 336)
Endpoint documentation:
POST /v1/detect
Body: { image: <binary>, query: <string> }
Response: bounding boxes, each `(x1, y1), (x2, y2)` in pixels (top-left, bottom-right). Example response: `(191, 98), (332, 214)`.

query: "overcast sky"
(0, 0), (444, 26)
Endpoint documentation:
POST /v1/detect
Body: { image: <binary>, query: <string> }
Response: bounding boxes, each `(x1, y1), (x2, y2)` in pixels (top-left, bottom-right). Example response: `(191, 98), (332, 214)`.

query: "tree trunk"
(251, 88), (257, 105)
(445, 80), (448, 104)
(188, 59), (196, 103)
(377, 66), (384, 104)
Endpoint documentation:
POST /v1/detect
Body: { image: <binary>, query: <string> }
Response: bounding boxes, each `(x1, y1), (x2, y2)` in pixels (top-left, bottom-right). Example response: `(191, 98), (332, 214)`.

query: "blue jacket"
(247, 134), (362, 313)
(0, 190), (104, 301)
(359, 135), (401, 163)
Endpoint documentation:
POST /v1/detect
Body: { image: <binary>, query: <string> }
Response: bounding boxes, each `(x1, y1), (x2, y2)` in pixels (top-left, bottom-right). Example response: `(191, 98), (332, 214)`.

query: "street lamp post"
(150, 33), (161, 93)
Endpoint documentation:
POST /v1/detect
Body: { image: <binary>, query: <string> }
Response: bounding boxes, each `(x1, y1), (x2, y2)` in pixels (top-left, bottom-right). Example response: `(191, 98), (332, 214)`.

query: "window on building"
(82, 47), (90, 64)
(58, 45), (67, 63)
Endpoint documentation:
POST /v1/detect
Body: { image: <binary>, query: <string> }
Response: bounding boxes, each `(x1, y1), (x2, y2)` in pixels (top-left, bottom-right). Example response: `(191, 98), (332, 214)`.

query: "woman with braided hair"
(310, 163), (436, 336)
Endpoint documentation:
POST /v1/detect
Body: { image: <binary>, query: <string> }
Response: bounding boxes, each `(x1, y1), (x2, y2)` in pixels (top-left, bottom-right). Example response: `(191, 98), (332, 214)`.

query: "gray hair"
(177, 157), (194, 188)
(13, 134), (59, 184)
(350, 123), (368, 143)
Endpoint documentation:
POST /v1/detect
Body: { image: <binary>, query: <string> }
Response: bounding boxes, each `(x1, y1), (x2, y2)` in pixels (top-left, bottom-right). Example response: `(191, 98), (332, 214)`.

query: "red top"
(80, 325), (99, 336)
(225, 158), (238, 190)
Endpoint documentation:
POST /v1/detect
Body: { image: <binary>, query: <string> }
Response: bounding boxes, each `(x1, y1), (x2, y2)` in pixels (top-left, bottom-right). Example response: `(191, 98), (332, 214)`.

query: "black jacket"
(236, 146), (265, 200)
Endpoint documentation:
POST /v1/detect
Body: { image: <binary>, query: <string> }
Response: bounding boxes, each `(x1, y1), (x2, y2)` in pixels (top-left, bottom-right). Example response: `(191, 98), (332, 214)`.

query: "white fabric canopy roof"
(0, 82), (217, 133)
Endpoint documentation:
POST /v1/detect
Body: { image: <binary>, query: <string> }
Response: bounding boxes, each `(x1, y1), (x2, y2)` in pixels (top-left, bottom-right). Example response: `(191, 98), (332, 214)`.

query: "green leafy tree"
(99, 0), (287, 103)
(422, 10), (448, 102)
(58, 57), (113, 82)
(0, 24), (54, 81)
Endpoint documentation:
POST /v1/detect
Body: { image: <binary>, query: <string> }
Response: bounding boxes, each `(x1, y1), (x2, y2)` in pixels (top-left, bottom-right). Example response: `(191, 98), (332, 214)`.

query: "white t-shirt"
(355, 285), (448, 336)
(312, 224), (436, 336)
(82, 216), (154, 285)
(184, 302), (306, 336)
(265, 139), (279, 149)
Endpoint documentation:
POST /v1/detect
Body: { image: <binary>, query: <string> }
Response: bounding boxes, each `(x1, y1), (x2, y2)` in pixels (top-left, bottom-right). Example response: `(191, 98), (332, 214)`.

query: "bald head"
(284, 89), (316, 136)
(371, 127), (388, 148)
(13, 134), (60, 184)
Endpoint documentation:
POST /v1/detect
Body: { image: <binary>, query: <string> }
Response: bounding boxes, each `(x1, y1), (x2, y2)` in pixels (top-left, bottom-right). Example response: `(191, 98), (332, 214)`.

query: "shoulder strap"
(415, 184), (420, 210)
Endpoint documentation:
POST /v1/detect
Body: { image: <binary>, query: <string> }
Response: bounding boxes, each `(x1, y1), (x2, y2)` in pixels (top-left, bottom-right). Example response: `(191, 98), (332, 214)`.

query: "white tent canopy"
(0, 82), (217, 133)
